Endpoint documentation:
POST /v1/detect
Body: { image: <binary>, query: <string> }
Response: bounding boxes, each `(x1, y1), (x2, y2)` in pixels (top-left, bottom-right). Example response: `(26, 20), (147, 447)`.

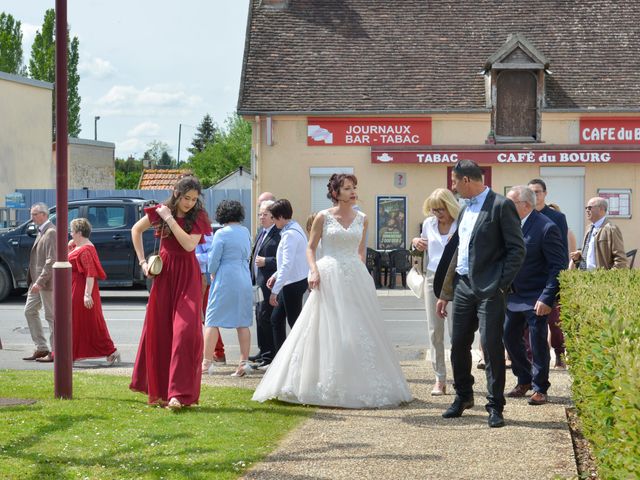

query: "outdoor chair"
(388, 249), (412, 289)
(626, 249), (637, 269)
(365, 248), (383, 288)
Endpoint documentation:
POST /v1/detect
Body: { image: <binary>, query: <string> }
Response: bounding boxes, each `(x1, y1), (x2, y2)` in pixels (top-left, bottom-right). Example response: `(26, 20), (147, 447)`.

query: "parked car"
(0, 197), (159, 302)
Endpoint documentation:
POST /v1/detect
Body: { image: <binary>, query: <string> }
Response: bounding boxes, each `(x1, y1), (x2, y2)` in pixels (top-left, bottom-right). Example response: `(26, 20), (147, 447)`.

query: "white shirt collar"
(520, 211), (533, 227)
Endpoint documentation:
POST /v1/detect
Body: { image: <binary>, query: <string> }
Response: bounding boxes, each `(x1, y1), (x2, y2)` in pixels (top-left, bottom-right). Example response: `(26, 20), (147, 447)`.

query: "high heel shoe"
(230, 360), (253, 377)
(106, 350), (121, 366)
(202, 358), (216, 375)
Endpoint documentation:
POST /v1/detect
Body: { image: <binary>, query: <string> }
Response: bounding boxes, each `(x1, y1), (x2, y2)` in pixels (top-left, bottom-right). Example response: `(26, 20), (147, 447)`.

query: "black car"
(0, 197), (158, 302)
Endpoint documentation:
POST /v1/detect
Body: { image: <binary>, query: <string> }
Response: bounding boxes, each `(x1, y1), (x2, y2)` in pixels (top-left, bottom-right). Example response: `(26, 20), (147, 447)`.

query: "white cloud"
(20, 22), (39, 58)
(117, 138), (148, 157)
(96, 84), (202, 115)
(79, 56), (116, 79)
(127, 121), (161, 137)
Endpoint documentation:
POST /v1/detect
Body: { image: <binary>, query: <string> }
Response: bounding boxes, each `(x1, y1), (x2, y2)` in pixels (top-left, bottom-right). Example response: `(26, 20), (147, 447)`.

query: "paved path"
(103, 354), (576, 480)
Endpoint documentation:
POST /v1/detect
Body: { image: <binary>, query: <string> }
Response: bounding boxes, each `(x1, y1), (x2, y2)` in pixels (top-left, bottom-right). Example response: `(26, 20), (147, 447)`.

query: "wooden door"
(496, 71), (537, 138)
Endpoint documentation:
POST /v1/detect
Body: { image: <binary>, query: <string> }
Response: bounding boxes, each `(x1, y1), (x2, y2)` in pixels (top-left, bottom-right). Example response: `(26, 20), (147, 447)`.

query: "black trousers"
(271, 278), (309, 354)
(450, 274), (506, 412)
(255, 283), (276, 361)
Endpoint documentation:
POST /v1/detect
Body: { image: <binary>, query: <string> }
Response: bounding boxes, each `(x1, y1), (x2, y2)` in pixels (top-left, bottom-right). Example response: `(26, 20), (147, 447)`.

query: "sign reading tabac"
(307, 118), (431, 146)
(580, 117), (640, 144)
(371, 149), (640, 164)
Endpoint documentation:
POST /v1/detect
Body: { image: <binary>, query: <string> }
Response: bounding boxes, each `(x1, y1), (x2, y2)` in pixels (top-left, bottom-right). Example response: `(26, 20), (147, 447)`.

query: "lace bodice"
(321, 210), (364, 261)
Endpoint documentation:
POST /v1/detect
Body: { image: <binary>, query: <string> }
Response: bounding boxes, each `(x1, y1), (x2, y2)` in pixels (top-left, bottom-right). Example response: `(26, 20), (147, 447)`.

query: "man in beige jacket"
(570, 197), (627, 270)
(22, 203), (57, 362)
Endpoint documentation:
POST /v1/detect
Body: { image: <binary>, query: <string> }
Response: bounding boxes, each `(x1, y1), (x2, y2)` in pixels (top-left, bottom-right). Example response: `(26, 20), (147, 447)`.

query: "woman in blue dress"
(203, 200), (253, 377)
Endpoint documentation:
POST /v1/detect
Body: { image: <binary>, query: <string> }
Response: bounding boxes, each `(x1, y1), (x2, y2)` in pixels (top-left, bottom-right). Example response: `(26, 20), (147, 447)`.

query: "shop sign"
(371, 149), (640, 164)
(307, 117), (431, 146)
(580, 118), (640, 144)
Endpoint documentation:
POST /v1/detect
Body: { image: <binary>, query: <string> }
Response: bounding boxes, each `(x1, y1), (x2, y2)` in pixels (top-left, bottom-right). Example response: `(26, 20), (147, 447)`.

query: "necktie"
(580, 225), (595, 270)
(464, 197), (477, 207)
(253, 229), (267, 277)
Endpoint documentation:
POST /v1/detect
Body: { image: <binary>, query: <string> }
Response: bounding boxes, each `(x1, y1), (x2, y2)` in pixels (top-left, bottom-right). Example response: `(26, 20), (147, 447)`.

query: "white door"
(309, 167), (354, 214)
(540, 167), (585, 243)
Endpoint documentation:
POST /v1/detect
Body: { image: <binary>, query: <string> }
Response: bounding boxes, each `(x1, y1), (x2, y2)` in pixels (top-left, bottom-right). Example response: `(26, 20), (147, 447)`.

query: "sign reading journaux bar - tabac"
(371, 149), (640, 164)
(307, 118), (431, 146)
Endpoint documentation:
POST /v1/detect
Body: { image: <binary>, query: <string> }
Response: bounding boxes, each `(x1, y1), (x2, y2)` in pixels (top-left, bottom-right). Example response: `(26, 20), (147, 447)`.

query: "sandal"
(230, 360), (253, 377)
(167, 397), (182, 410)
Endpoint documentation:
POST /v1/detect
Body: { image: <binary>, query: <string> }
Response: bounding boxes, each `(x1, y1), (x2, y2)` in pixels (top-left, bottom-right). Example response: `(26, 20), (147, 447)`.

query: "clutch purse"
(253, 285), (264, 304)
(146, 221), (164, 276)
(406, 266), (425, 299)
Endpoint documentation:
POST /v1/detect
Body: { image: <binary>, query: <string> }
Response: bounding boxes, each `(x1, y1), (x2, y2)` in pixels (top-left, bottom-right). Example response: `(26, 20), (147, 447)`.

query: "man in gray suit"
(435, 160), (525, 428)
(22, 202), (57, 362)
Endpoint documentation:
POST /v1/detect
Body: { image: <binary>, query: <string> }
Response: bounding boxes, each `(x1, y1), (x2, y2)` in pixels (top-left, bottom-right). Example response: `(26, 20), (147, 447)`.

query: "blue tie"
(464, 197), (477, 207)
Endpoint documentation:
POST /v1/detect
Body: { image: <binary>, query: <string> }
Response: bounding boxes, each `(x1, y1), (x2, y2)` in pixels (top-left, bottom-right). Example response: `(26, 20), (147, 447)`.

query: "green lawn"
(0, 371), (314, 479)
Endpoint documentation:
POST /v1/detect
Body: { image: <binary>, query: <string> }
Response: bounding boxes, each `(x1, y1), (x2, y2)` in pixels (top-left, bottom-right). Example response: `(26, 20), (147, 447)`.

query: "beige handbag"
(406, 266), (425, 299)
(146, 224), (164, 276)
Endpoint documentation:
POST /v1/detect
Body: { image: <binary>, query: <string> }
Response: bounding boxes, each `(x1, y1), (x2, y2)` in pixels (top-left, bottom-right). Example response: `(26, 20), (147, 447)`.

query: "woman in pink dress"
(129, 175), (212, 409)
(68, 218), (120, 364)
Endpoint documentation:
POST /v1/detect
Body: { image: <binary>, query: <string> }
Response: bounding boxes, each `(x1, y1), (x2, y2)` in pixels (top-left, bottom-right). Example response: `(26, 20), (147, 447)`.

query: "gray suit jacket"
(435, 190), (525, 301)
(27, 221), (57, 290)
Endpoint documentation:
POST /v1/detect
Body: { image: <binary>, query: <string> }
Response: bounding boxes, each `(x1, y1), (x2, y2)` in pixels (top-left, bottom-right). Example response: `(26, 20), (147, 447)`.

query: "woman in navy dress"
(203, 200), (253, 377)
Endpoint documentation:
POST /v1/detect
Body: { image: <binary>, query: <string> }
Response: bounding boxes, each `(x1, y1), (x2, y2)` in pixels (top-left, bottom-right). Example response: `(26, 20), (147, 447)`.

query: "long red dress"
(130, 207), (212, 405)
(69, 244), (117, 360)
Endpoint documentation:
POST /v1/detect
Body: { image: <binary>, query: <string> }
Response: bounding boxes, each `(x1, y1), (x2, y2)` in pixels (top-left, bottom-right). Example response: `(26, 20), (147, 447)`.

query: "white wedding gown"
(252, 210), (413, 408)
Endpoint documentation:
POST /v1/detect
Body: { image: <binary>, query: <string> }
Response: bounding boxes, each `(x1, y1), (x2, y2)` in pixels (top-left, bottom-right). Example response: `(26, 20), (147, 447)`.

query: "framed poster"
(376, 196), (407, 250)
(597, 189), (632, 218)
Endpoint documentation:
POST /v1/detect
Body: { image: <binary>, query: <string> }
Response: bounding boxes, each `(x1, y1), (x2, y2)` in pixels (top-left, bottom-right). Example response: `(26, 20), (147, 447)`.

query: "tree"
(188, 113), (217, 155)
(29, 9), (82, 138)
(115, 156), (143, 189)
(143, 140), (173, 168)
(0, 13), (25, 75)
(187, 114), (251, 188)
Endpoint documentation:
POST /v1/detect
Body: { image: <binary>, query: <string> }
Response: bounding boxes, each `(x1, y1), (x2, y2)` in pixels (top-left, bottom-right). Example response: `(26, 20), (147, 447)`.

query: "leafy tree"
(187, 114), (251, 188)
(143, 140), (173, 168)
(0, 12), (25, 74)
(29, 9), (82, 138)
(188, 113), (217, 155)
(114, 156), (143, 189)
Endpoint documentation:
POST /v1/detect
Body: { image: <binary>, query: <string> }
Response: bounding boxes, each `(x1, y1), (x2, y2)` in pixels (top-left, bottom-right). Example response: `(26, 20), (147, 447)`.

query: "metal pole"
(177, 123), (182, 166)
(94, 115), (100, 141)
(54, 0), (73, 399)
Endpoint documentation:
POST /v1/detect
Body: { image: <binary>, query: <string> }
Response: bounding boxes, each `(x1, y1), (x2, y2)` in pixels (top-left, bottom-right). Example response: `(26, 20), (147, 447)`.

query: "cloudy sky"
(3, 0), (250, 160)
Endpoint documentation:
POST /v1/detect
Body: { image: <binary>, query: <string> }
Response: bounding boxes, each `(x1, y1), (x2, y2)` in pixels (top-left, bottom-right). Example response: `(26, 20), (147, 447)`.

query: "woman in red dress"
(130, 175), (212, 409)
(68, 218), (120, 364)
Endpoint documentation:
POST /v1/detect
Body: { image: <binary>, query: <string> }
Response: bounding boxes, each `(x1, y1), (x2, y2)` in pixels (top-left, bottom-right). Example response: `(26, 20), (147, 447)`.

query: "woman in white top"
(411, 188), (460, 396)
(266, 199), (310, 354)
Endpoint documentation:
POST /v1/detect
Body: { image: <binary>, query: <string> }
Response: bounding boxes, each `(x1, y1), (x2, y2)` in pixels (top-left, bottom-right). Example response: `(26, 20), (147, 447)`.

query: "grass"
(0, 371), (314, 480)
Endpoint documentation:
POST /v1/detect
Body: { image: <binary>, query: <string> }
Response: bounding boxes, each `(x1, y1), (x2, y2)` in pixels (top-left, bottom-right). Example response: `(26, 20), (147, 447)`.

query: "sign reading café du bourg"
(307, 118), (431, 146)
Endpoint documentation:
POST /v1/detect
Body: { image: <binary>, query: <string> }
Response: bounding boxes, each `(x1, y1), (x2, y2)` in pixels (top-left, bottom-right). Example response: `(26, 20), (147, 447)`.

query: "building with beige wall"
(238, 1), (640, 259)
(0, 71), (54, 204)
(61, 138), (116, 190)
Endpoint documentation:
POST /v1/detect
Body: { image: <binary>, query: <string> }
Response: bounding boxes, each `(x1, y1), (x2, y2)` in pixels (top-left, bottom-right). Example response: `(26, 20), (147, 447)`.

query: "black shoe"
(442, 398), (474, 418)
(487, 408), (505, 428)
(256, 359), (272, 371)
(248, 353), (263, 362)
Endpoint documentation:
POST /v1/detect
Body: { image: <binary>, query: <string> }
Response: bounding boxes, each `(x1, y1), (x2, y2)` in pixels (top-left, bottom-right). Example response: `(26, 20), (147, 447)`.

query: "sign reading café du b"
(307, 117), (431, 146)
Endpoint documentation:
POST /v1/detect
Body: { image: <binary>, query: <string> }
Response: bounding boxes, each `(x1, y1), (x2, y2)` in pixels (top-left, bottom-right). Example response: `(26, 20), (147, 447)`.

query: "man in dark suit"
(528, 178), (570, 369)
(435, 160), (525, 428)
(249, 200), (281, 368)
(503, 186), (566, 406)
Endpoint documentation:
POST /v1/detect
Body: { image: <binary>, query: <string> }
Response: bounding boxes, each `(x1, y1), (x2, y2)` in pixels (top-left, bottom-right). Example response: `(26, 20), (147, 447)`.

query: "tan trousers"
(24, 288), (54, 352)
(424, 269), (453, 382)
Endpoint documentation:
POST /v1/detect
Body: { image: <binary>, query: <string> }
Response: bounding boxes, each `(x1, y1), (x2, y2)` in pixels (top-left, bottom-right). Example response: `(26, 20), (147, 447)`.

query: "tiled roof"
(138, 169), (192, 190)
(238, 0), (640, 113)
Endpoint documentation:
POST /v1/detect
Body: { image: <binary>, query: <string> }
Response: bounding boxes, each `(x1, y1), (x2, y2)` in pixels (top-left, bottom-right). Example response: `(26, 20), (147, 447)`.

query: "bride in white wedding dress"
(252, 174), (413, 408)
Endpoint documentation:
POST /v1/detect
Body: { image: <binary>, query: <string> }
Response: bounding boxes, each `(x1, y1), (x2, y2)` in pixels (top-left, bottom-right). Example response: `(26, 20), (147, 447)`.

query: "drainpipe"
(254, 115), (261, 233)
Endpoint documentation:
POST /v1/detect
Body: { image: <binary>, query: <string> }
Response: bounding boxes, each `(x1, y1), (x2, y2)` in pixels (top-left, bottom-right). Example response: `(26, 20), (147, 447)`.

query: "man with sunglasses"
(570, 197), (627, 270)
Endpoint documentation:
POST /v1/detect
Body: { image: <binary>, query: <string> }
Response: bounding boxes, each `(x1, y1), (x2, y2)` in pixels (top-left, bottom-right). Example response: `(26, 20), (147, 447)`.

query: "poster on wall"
(376, 196), (407, 250)
(597, 189), (632, 218)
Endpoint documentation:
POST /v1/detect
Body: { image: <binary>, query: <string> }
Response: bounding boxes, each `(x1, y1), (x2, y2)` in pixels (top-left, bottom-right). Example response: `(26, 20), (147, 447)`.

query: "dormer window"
(485, 34), (549, 143)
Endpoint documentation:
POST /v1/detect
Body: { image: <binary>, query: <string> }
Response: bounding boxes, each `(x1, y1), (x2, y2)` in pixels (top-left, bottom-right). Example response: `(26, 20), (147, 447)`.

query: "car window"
(87, 206), (126, 229)
(48, 207), (80, 227)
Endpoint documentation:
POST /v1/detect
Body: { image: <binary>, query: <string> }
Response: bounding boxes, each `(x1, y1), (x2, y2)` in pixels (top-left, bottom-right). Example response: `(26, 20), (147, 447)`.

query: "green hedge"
(560, 269), (640, 479)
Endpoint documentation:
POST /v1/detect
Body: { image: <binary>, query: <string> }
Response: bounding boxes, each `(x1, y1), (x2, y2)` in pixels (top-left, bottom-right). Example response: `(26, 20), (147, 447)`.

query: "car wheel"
(0, 263), (12, 302)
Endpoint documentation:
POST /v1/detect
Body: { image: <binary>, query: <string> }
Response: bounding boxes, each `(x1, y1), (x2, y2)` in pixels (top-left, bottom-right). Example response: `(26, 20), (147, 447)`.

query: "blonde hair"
(306, 212), (318, 233)
(70, 217), (92, 238)
(422, 188), (460, 219)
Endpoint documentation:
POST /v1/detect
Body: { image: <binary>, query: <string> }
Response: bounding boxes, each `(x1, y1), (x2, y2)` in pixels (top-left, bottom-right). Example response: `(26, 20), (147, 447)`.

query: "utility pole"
(94, 115), (100, 141)
(177, 123), (182, 166)
(54, 0), (73, 399)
